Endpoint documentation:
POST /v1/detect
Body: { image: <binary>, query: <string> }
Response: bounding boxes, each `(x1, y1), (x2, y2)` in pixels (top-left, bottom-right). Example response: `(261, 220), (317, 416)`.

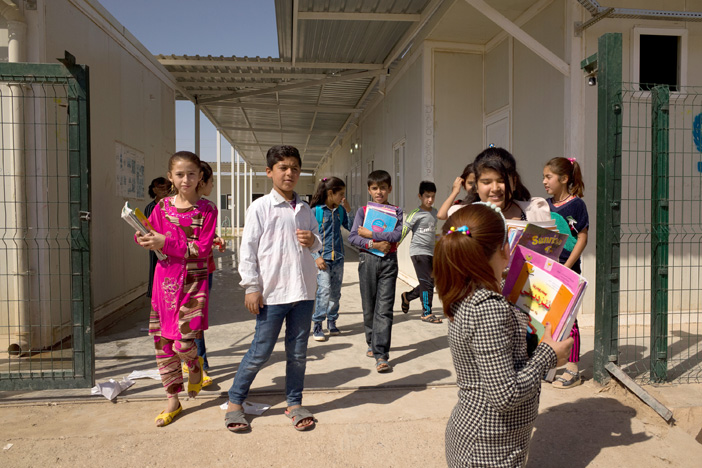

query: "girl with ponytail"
(435, 203), (573, 467)
(309, 177), (351, 341)
(543, 156), (590, 388)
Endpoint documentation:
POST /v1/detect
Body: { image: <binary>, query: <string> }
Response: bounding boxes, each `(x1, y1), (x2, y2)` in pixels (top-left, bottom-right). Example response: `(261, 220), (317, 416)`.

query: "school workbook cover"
(503, 245), (587, 343)
(362, 202), (398, 257)
(515, 223), (569, 261)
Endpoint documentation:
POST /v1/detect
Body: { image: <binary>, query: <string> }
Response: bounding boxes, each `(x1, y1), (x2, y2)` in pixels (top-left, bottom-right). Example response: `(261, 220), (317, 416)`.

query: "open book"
(121, 201), (166, 260)
(503, 245), (587, 344)
(362, 202), (398, 257)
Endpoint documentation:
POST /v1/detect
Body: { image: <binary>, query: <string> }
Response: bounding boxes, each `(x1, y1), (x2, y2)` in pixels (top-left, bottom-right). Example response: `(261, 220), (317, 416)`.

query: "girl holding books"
(437, 162), (476, 220)
(309, 176), (351, 341)
(434, 203), (573, 467)
(181, 161), (222, 386)
(465, 147), (551, 222)
(136, 151), (217, 427)
(543, 156), (589, 388)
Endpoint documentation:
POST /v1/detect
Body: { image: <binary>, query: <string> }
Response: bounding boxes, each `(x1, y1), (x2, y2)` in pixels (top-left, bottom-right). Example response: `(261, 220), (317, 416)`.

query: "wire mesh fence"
(616, 83), (702, 384)
(0, 63), (92, 390)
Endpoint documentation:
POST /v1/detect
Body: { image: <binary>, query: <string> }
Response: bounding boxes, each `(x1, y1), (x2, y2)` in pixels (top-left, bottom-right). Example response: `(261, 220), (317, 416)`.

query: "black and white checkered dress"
(445, 288), (557, 467)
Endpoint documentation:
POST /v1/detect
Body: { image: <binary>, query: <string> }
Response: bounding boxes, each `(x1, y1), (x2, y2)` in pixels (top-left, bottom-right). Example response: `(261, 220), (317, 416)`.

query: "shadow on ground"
(528, 397), (651, 467)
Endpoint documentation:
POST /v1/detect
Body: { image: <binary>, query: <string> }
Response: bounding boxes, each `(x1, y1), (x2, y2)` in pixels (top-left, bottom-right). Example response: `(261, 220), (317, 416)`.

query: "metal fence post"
(650, 85), (670, 382)
(594, 33), (623, 384)
(67, 61), (93, 386)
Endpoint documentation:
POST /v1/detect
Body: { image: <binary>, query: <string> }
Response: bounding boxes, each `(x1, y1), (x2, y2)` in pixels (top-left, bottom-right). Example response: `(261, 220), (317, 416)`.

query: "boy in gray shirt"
(400, 181), (442, 323)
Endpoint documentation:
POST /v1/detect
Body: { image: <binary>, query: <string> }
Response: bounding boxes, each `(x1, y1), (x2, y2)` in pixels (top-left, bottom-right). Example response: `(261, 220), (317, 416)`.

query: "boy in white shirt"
(225, 145), (321, 433)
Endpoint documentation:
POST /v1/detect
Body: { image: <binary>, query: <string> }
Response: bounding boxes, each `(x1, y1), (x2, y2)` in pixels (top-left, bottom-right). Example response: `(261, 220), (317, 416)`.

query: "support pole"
(230, 146), (235, 239)
(194, 103), (200, 156)
(243, 161), (248, 216)
(593, 33), (623, 384)
(5, 13), (30, 356)
(236, 152), (240, 235)
(651, 85), (670, 383)
(216, 130), (222, 236)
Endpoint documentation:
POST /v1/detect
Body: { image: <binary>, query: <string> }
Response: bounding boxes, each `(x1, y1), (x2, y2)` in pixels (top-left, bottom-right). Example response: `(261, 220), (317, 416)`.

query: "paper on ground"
(91, 377), (134, 400)
(219, 400), (271, 415)
(127, 369), (161, 380)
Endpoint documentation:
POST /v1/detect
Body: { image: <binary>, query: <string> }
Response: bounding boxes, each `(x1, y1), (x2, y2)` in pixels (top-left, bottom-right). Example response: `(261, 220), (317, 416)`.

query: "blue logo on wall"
(694, 113), (702, 172)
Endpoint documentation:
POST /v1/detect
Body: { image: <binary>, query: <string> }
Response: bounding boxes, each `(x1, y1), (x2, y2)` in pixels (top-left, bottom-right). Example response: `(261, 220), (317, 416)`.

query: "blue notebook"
(362, 202), (398, 257)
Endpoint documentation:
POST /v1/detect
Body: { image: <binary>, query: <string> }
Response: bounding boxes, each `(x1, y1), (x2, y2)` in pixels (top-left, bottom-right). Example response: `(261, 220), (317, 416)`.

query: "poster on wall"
(115, 142), (145, 199)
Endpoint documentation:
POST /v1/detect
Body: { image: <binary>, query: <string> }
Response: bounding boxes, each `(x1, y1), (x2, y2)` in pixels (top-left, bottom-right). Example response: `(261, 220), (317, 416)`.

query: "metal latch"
(79, 211), (91, 221)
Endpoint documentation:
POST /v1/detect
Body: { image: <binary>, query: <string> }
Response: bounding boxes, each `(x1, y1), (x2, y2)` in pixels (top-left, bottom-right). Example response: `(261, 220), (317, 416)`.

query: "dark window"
(640, 34), (679, 91)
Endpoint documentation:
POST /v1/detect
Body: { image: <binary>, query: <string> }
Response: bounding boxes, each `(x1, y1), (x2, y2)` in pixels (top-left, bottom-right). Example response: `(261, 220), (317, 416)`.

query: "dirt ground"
(1, 379), (702, 468)
(2, 249), (702, 467)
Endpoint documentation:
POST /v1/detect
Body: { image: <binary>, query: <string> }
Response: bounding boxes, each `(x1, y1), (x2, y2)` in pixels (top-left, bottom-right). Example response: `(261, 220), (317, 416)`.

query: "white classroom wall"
(0, 0), (176, 350)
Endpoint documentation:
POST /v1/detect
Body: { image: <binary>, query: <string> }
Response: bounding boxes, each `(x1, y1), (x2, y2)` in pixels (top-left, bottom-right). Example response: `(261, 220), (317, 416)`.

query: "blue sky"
(98, 0), (280, 161)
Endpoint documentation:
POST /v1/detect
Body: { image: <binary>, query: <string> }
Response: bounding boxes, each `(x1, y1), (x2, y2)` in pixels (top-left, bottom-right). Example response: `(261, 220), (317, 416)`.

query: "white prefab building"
(0, 0), (176, 354)
(292, 0), (702, 323)
(158, 0), (702, 329)
(159, 0), (702, 330)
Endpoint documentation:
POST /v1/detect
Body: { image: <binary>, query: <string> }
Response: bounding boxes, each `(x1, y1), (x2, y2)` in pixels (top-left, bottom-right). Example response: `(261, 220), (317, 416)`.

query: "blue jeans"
(228, 300), (314, 407)
(358, 252), (398, 360)
(312, 259), (344, 323)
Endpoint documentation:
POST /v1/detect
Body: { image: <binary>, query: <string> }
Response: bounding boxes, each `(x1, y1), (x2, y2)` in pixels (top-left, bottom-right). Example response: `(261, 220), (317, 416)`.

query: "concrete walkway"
(1, 247), (702, 467)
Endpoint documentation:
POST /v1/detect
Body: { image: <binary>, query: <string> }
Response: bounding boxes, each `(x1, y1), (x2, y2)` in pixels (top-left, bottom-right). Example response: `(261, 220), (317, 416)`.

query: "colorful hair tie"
(322, 177), (328, 181)
(567, 157), (576, 164)
(472, 201), (507, 245)
(447, 225), (471, 236)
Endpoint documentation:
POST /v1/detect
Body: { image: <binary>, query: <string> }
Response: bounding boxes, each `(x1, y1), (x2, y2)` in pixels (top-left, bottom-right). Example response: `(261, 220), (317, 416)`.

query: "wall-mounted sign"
(115, 142), (145, 199)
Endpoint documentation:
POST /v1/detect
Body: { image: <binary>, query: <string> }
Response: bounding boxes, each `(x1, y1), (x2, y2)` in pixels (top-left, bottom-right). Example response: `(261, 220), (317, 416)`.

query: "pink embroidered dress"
(146, 196), (218, 340)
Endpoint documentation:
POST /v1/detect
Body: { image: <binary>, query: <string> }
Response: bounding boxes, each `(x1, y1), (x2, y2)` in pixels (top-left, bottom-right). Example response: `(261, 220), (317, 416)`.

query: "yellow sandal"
(155, 403), (182, 427)
(202, 370), (213, 387)
(187, 356), (205, 397)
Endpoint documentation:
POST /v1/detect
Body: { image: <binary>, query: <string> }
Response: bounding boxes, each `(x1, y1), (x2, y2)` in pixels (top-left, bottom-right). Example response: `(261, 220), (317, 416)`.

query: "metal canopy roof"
(157, 0), (443, 172)
(157, 0), (702, 173)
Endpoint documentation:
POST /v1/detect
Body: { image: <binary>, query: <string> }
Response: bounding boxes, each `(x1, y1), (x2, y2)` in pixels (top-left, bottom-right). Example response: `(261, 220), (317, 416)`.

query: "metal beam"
(158, 58), (385, 70)
(605, 363), (673, 422)
(206, 102), (362, 113)
(198, 69), (384, 104)
(383, 0), (446, 68)
(297, 12), (420, 22)
(171, 71), (328, 79)
(575, 7), (615, 36)
(177, 81), (281, 89)
(235, 143), (330, 151)
(292, 0), (299, 67)
(221, 126), (340, 136)
(463, 0), (570, 76)
(485, 0), (555, 51)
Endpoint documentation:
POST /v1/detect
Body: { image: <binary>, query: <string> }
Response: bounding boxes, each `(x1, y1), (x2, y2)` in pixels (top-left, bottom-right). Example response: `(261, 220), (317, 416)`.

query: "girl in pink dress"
(136, 151), (218, 427)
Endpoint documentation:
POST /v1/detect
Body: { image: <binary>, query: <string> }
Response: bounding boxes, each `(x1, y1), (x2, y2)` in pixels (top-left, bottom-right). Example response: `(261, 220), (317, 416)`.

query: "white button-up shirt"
(238, 189), (322, 305)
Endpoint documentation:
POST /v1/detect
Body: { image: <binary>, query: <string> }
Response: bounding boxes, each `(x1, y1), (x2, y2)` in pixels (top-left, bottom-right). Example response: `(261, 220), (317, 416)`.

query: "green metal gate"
(593, 33), (702, 385)
(0, 58), (92, 390)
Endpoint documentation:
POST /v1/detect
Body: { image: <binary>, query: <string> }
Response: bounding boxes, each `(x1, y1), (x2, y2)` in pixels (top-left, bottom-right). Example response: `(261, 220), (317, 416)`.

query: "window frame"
(632, 27), (688, 93)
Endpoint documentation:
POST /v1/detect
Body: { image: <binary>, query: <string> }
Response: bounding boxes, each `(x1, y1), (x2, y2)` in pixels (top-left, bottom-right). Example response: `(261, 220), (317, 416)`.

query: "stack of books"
(121, 201), (166, 260)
